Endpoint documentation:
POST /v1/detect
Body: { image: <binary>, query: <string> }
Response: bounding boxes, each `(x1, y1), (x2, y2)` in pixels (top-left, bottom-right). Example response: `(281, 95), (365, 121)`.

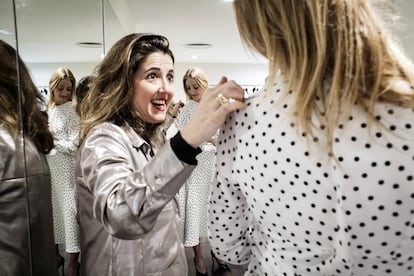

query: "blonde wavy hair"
(234, 0), (414, 144)
(47, 67), (76, 110)
(182, 67), (208, 101)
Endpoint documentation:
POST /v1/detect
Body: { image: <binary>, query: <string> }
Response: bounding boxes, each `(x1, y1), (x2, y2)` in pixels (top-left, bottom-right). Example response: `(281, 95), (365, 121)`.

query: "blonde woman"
(47, 67), (80, 276)
(176, 67), (230, 275)
(208, 0), (414, 275)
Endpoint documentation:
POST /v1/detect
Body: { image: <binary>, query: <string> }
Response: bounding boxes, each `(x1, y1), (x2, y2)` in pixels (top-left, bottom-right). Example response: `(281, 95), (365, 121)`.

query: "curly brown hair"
(79, 33), (175, 148)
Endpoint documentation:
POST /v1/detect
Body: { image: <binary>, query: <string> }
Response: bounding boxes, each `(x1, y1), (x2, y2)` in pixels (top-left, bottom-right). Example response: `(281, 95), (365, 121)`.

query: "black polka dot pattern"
(176, 100), (217, 246)
(47, 102), (81, 253)
(207, 74), (414, 275)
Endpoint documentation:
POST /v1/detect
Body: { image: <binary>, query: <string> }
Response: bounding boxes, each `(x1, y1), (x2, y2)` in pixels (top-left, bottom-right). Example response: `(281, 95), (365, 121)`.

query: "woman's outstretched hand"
(181, 76), (246, 148)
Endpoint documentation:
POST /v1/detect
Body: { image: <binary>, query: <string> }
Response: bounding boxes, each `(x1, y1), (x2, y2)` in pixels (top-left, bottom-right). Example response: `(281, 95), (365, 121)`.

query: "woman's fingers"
(209, 79), (245, 105)
(180, 77), (246, 148)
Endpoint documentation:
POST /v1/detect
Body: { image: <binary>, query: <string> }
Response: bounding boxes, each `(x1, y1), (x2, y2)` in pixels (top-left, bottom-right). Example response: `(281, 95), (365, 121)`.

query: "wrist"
(180, 127), (200, 148)
(170, 131), (201, 165)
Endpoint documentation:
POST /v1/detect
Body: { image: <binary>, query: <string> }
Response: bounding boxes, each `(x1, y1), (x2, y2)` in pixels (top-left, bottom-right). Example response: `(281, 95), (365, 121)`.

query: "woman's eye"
(167, 74), (174, 82)
(147, 73), (157, 79)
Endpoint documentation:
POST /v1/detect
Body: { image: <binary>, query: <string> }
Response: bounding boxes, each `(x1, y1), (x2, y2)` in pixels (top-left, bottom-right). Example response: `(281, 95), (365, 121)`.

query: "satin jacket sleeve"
(0, 127), (56, 276)
(76, 122), (196, 239)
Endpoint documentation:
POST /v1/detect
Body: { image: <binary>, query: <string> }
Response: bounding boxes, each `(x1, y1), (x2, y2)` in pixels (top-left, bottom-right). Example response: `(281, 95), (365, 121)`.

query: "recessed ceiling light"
(191, 54), (199, 59)
(77, 42), (103, 48)
(185, 43), (212, 49)
(0, 29), (13, 35)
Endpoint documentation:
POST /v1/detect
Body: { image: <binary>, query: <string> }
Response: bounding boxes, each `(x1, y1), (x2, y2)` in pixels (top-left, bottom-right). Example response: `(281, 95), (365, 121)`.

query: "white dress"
(208, 73), (414, 275)
(47, 101), (80, 253)
(176, 100), (217, 246)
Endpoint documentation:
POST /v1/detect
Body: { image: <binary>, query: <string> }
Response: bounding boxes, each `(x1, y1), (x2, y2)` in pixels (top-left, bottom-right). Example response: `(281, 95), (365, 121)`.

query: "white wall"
(27, 62), (268, 103)
(395, 0), (414, 60)
(372, 0), (414, 60)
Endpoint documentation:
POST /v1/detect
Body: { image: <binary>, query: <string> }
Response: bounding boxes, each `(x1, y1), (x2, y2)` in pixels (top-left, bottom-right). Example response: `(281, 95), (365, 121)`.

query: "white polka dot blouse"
(208, 73), (414, 276)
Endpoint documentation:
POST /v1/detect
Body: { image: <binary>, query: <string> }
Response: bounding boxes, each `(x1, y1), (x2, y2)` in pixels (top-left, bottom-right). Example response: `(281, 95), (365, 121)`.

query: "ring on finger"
(216, 93), (229, 106)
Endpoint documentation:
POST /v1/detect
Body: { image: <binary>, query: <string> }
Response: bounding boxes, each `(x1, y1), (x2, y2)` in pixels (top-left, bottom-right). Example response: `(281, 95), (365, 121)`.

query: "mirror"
(0, 0), (16, 48)
(0, 1), (107, 275)
(14, 0), (115, 92)
(1, 0), (413, 273)
(0, 1), (40, 275)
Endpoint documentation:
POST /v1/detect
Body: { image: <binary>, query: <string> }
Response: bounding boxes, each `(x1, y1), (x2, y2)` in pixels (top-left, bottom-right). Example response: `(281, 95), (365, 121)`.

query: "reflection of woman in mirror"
(46, 67), (80, 276)
(176, 67), (230, 275)
(0, 39), (56, 275)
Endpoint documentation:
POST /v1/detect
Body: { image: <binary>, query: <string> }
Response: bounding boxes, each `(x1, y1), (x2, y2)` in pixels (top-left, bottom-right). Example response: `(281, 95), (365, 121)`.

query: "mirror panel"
(0, 0), (16, 48)
(0, 0), (32, 274)
(15, 0), (104, 64)
(11, 0), (126, 89)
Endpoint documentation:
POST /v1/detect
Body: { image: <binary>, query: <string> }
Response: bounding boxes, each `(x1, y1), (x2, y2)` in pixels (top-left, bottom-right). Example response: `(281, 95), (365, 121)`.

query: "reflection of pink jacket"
(76, 122), (196, 275)
(0, 127), (56, 275)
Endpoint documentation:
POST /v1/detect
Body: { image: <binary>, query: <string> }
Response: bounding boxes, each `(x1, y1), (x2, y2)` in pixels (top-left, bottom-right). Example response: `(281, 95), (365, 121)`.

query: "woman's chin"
(148, 114), (167, 124)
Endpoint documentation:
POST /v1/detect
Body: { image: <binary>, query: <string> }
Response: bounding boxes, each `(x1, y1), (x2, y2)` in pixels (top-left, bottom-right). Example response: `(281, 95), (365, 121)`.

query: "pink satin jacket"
(76, 122), (194, 275)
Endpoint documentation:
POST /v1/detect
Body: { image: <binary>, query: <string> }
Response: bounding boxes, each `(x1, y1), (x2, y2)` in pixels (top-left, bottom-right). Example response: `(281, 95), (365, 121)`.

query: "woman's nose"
(159, 78), (172, 92)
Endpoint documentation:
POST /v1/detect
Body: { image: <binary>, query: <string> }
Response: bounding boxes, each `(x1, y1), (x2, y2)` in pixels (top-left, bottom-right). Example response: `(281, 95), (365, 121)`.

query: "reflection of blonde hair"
(182, 67), (208, 100)
(234, 0), (414, 143)
(48, 67), (76, 109)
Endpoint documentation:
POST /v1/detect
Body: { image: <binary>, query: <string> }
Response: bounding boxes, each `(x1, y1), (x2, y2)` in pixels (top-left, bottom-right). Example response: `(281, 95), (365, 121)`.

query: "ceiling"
(0, 0), (266, 65)
(0, 0), (413, 65)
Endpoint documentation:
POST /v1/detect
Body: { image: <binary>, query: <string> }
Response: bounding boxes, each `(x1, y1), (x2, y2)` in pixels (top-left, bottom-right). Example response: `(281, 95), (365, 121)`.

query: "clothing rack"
(37, 86), (49, 111)
(241, 85), (263, 99)
(209, 84), (264, 99)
